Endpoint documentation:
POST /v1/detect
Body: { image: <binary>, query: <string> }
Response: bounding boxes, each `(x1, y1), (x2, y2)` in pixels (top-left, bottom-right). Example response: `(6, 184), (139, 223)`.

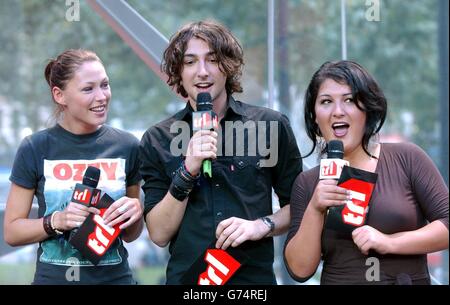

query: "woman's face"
(54, 60), (111, 134)
(314, 78), (366, 156)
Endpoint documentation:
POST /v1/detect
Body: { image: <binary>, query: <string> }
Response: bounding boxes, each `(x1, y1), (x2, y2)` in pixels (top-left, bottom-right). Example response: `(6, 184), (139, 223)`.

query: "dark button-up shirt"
(139, 96), (302, 284)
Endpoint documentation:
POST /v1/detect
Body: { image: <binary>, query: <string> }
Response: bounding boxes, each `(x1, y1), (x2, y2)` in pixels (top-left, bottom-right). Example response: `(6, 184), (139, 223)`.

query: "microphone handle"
(203, 159), (212, 178)
(68, 228), (78, 241)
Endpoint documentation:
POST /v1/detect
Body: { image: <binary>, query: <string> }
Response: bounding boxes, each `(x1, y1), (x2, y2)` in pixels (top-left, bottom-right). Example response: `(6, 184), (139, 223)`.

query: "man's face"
(181, 38), (228, 113)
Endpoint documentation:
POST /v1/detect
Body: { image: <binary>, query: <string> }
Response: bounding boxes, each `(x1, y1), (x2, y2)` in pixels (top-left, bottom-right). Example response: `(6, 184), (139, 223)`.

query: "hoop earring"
(317, 137), (327, 154)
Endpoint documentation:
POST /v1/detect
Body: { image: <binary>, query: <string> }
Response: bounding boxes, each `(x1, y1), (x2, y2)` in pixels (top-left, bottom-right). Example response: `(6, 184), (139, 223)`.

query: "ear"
(52, 86), (66, 106)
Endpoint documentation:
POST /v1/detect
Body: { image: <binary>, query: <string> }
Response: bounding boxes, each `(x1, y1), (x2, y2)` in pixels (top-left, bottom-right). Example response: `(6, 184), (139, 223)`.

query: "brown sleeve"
(285, 168), (319, 244)
(407, 143), (449, 229)
(283, 168), (319, 282)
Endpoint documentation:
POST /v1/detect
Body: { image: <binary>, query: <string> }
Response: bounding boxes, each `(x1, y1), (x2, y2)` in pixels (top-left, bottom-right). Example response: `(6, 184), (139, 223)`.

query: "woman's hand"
(352, 225), (391, 255)
(102, 196), (143, 230)
(309, 179), (350, 214)
(53, 202), (100, 231)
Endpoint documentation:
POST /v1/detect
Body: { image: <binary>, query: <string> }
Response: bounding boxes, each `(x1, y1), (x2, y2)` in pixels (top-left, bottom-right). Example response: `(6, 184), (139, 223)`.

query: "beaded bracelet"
(50, 211), (64, 235)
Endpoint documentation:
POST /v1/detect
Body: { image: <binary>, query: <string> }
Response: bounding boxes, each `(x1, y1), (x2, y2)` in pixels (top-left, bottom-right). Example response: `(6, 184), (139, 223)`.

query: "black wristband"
(169, 182), (191, 201)
(169, 161), (198, 201)
(43, 213), (56, 236)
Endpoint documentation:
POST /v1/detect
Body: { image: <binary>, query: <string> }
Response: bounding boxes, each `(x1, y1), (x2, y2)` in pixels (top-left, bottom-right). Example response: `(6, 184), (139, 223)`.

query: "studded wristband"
(169, 161), (199, 201)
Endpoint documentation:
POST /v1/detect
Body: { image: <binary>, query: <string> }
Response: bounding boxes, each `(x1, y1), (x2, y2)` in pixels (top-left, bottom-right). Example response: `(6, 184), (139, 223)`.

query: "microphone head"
(82, 166), (100, 188)
(327, 140), (344, 159)
(196, 92), (213, 111)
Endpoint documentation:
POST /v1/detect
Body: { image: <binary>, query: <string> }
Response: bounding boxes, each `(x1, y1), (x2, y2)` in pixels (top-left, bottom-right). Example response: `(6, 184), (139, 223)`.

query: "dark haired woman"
(284, 60), (448, 285)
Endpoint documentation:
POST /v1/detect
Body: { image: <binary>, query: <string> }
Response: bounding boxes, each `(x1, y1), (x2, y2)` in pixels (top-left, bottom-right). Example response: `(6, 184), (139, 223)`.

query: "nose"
(197, 59), (209, 78)
(94, 87), (107, 101)
(332, 101), (345, 117)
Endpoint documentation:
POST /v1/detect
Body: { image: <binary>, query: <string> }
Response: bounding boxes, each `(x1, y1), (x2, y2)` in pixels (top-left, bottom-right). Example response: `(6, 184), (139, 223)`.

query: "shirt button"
(215, 183), (220, 187)
(216, 212), (222, 217)
(238, 161), (244, 166)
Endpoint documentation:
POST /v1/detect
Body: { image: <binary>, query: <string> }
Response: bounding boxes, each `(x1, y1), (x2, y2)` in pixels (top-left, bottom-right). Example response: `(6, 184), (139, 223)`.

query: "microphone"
(69, 193), (123, 265)
(192, 92), (218, 178)
(319, 140), (349, 180)
(322, 141), (378, 234)
(68, 166), (101, 239)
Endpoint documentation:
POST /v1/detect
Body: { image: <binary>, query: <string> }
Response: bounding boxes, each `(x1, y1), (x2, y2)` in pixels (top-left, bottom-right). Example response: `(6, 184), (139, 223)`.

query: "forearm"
(267, 204), (290, 236)
(122, 218), (144, 243)
(387, 220), (449, 255)
(121, 184), (144, 243)
(145, 192), (188, 247)
(4, 218), (50, 246)
(285, 204), (325, 279)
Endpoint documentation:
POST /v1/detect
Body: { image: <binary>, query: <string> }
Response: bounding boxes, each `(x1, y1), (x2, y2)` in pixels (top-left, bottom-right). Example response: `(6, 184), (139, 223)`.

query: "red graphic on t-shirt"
(52, 162), (118, 181)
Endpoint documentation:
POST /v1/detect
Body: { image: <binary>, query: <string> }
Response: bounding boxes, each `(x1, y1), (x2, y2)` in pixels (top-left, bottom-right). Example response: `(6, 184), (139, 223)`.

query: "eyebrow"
(183, 51), (216, 58)
(81, 77), (109, 85)
(318, 92), (353, 98)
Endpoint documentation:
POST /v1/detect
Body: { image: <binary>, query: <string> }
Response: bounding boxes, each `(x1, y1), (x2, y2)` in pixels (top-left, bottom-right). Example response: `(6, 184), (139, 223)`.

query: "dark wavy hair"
(161, 20), (244, 98)
(304, 60), (387, 157)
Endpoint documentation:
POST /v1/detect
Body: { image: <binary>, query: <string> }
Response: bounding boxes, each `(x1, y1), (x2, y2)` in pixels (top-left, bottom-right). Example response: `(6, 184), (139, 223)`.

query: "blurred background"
(0, 0), (448, 285)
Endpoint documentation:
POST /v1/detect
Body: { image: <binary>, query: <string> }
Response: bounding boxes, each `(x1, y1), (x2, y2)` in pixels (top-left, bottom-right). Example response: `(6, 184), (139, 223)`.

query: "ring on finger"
(118, 203), (129, 214)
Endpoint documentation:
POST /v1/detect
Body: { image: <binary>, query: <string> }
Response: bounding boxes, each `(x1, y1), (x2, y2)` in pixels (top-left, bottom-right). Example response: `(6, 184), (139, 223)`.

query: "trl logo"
(87, 213), (121, 255)
(322, 161), (338, 176)
(340, 178), (375, 226)
(73, 189), (91, 204)
(319, 159), (349, 179)
(342, 190), (367, 226)
(71, 185), (101, 205)
(198, 249), (241, 285)
(192, 112), (219, 130)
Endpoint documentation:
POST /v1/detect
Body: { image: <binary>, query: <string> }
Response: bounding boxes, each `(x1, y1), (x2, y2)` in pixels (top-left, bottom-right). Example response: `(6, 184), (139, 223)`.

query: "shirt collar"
(174, 101), (194, 121)
(226, 95), (245, 117)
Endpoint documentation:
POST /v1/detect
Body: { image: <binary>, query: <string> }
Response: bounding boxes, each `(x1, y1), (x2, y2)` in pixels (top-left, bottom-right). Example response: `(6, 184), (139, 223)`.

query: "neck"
(344, 143), (380, 172)
(213, 94), (228, 120)
(59, 120), (100, 135)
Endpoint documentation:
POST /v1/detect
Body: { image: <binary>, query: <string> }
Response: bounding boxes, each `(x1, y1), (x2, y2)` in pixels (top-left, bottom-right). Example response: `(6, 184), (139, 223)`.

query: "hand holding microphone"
(309, 180), (350, 214)
(319, 140), (378, 233)
(309, 140), (350, 214)
(54, 201), (99, 232)
(190, 92), (219, 178)
(66, 166), (101, 238)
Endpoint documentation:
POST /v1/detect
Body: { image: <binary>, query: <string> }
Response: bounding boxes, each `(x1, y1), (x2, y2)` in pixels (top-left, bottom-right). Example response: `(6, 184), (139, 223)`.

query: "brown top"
(285, 142), (449, 284)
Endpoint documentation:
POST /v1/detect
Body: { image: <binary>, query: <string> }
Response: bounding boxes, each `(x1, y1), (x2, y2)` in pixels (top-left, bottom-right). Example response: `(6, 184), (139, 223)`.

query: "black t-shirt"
(139, 97), (303, 284)
(10, 124), (141, 284)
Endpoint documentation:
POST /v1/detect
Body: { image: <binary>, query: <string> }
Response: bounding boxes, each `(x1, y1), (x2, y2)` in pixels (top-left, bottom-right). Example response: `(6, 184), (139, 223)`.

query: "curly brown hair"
(162, 20), (244, 98)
